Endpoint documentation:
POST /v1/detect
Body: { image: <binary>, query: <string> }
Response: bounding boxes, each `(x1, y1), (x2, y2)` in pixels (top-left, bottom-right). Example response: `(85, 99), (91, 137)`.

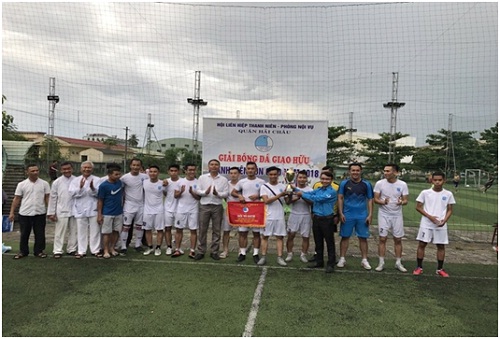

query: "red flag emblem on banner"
(226, 201), (267, 228)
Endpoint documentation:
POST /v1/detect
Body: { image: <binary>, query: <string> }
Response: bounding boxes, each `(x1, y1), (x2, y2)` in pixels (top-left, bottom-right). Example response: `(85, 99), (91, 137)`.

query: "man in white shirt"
(69, 161), (102, 259)
(284, 170), (313, 263)
(172, 164), (200, 258)
(373, 164), (409, 272)
(9, 164), (50, 259)
(120, 158), (149, 254)
(163, 164), (181, 255)
(220, 166), (241, 258)
(194, 159), (229, 261)
(258, 166), (288, 266)
(231, 161), (265, 263)
(47, 161), (78, 258)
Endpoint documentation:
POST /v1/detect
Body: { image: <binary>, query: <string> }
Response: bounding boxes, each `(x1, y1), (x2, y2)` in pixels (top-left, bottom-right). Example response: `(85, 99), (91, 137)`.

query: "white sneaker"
(375, 263), (385, 272)
(285, 253), (293, 262)
(219, 251), (228, 259)
(336, 258), (346, 268)
(143, 247), (154, 256)
(154, 247), (161, 256)
(395, 263), (408, 272)
(257, 256), (267, 266)
(178, 248), (184, 255)
(277, 257), (288, 267)
(361, 260), (372, 270)
(300, 253), (308, 263)
(166, 247), (172, 256)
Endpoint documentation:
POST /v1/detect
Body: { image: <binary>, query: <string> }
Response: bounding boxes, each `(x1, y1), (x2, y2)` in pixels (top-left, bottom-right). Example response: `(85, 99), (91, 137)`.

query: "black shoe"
(194, 253), (204, 261)
(119, 249), (127, 256)
(325, 266), (335, 273)
(66, 251), (77, 256)
(308, 254), (317, 262)
(210, 253), (220, 260)
(308, 262), (324, 269)
(134, 246), (144, 252)
(253, 254), (260, 264)
(237, 254), (246, 262)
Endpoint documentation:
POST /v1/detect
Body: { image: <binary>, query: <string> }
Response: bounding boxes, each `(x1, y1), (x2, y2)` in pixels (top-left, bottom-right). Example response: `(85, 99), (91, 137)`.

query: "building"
(150, 137), (203, 155)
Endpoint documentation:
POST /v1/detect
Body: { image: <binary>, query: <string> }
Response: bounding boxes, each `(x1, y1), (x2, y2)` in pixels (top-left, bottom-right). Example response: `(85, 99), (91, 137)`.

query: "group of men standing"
(8, 159), (455, 277)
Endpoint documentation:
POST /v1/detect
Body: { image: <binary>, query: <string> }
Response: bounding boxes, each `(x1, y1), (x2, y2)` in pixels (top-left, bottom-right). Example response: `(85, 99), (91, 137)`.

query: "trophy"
(285, 168), (296, 194)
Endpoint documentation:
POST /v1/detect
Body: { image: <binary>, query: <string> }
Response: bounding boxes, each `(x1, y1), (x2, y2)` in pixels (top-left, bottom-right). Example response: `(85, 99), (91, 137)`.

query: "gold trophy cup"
(285, 168), (296, 194)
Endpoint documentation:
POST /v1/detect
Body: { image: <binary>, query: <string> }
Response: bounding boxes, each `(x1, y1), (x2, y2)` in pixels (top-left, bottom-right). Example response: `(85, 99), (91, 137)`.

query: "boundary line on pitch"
(4, 253), (497, 280)
(242, 267), (267, 337)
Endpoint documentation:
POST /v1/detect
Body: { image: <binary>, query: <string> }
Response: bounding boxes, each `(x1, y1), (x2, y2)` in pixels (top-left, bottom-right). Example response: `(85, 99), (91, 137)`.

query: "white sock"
(135, 229), (144, 247)
(396, 258), (402, 265)
(253, 248), (259, 256)
(240, 248), (246, 255)
(120, 231), (129, 249)
(301, 252), (307, 256)
(379, 257), (385, 265)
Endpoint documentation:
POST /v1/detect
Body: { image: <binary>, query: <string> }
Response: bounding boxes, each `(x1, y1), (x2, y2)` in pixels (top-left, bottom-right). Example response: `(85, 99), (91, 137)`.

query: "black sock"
(156, 245), (160, 249)
(417, 258), (423, 268)
(437, 260), (444, 270)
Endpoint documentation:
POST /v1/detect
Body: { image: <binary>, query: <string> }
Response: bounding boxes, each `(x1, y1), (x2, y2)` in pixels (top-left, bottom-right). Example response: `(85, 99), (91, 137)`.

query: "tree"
(164, 147), (201, 169)
(103, 137), (118, 147)
(326, 126), (356, 167)
(357, 132), (415, 172)
(128, 134), (139, 148)
(478, 123), (498, 174)
(2, 95), (26, 141)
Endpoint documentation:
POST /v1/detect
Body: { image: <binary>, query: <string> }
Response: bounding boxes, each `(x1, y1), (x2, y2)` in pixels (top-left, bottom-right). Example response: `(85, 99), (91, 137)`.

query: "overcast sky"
(2, 2), (498, 147)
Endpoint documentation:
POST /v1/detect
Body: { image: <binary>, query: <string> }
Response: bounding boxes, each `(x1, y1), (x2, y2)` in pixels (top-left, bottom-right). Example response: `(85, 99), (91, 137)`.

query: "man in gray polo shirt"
(9, 164), (50, 259)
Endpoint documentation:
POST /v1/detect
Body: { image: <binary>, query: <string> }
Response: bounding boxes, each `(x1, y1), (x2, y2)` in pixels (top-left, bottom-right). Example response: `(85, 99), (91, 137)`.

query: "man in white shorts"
(142, 165), (167, 256)
(258, 166), (288, 266)
(231, 161), (265, 264)
(172, 164), (200, 258)
(413, 171), (455, 277)
(284, 170), (312, 263)
(120, 158), (149, 254)
(220, 166), (241, 259)
(373, 164), (409, 272)
(163, 164), (181, 255)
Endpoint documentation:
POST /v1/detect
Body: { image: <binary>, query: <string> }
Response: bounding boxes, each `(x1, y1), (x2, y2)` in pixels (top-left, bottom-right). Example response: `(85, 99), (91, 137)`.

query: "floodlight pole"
(187, 71), (207, 164)
(47, 77), (59, 168)
(383, 72), (405, 163)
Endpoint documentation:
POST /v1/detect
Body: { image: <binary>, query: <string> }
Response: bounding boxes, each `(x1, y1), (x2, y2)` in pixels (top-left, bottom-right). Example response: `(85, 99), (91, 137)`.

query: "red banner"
(226, 201), (267, 228)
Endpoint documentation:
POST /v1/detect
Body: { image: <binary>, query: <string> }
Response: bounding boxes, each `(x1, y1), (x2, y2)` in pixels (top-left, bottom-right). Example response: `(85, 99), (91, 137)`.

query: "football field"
(2, 251), (497, 337)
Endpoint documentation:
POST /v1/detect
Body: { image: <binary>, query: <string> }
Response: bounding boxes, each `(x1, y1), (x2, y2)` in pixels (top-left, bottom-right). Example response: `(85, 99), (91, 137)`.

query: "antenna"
(383, 72), (405, 163)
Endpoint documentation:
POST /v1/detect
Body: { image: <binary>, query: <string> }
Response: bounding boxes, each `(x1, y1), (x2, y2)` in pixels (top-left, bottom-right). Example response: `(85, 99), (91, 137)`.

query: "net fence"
(2, 2), (498, 241)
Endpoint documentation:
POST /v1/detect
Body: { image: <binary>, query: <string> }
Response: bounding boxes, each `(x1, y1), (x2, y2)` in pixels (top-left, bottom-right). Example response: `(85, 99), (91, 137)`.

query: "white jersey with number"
(416, 188), (455, 230)
(234, 177), (266, 201)
(121, 172), (148, 212)
(176, 178), (199, 213)
(374, 179), (409, 217)
(260, 183), (286, 220)
(143, 179), (166, 215)
(163, 178), (180, 213)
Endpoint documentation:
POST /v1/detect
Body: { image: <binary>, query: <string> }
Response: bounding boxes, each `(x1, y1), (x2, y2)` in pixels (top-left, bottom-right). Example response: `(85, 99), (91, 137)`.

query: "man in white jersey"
(413, 171), (455, 277)
(142, 165), (168, 256)
(163, 164), (181, 255)
(284, 170), (312, 263)
(47, 161), (78, 258)
(120, 158), (149, 254)
(373, 164), (409, 272)
(231, 161), (265, 264)
(194, 159), (229, 261)
(220, 167), (241, 259)
(257, 166), (288, 267)
(172, 164), (200, 258)
(69, 161), (102, 259)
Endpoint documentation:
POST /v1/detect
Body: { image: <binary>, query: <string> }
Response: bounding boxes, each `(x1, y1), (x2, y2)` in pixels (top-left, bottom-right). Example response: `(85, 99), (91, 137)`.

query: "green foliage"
(102, 137), (118, 147)
(2, 94), (27, 141)
(326, 126), (356, 167)
(164, 147), (201, 169)
(127, 133), (139, 147)
(478, 122), (498, 174)
(357, 132), (415, 171)
(27, 138), (66, 162)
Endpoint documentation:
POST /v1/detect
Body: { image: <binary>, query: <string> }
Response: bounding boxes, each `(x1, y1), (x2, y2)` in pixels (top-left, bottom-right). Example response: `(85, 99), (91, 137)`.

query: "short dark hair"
(129, 158), (142, 166)
(349, 162), (362, 170)
(266, 166), (281, 175)
(432, 171), (446, 179)
(384, 163), (400, 172)
(246, 161), (257, 168)
(229, 166), (240, 172)
(60, 161), (72, 168)
(322, 165), (333, 172)
(149, 165), (160, 171)
(168, 164), (180, 170)
(208, 159), (220, 165)
(320, 171), (334, 179)
(297, 170), (308, 176)
(107, 163), (122, 174)
(184, 163), (197, 170)
(26, 163), (38, 170)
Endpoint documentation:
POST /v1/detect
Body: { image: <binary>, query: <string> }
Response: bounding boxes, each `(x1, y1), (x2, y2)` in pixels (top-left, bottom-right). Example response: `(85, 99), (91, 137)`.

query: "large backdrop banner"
(203, 118), (328, 184)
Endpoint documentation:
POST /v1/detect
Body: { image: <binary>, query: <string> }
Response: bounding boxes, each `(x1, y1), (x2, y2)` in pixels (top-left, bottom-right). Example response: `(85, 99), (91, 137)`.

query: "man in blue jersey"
(295, 171), (338, 273)
(97, 164), (123, 259)
(337, 163), (374, 270)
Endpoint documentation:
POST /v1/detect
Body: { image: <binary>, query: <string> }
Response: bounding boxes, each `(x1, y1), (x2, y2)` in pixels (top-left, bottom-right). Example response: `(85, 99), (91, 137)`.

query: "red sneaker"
(436, 269), (449, 278)
(413, 267), (423, 276)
